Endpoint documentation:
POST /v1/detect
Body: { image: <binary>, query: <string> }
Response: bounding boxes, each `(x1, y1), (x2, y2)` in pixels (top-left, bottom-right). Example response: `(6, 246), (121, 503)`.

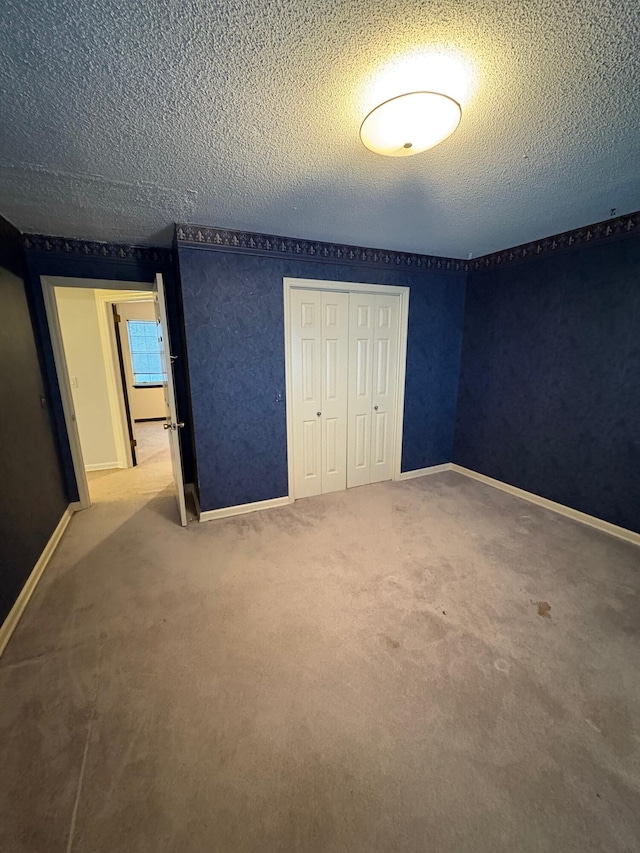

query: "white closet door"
(347, 294), (375, 488)
(291, 290), (323, 498)
(370, 295), (400, 483)
(290, 289), (348, 498)
(320, 291), (349, 493)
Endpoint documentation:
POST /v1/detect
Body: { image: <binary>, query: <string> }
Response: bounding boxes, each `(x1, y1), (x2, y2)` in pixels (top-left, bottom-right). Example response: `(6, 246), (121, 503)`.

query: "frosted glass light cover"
(360, 91), (462, 157)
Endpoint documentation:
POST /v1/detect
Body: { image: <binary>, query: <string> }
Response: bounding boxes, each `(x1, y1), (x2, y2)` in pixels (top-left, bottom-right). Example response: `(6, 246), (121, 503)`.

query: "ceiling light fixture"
(360, 91), (462, 157)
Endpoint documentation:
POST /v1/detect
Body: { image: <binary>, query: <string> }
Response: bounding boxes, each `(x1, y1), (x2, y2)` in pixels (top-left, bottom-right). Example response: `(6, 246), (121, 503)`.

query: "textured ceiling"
(1, 0), (639, 257)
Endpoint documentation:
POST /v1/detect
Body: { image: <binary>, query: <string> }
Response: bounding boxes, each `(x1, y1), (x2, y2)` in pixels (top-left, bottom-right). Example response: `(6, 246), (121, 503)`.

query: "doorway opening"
(42, 274), (188, 526)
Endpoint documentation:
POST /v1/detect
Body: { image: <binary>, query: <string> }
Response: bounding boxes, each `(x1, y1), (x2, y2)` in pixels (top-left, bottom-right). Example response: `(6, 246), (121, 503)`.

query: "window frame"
(126, 319), (165, 386)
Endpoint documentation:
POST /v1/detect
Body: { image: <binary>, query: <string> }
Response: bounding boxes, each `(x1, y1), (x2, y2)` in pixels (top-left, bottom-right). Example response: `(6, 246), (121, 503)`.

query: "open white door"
(153, 273), (187, 526)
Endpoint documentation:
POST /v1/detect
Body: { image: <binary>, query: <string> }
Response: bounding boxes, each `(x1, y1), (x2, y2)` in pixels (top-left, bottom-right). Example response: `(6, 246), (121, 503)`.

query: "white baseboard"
(199, 495), (290, 523)
(185, 483), (201, 518)
(451, 464), (640, 547)
(0, 506), (73, 660)
(84, 461), (120, 472)
(399, 463), (452, 481)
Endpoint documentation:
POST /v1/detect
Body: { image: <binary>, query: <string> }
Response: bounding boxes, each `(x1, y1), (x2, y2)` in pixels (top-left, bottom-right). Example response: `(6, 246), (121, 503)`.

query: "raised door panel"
(321, 292), (348, 493)
(290, 290), (322, 498)
(347, 294), (374, 488)
(370, 295), (400, 483)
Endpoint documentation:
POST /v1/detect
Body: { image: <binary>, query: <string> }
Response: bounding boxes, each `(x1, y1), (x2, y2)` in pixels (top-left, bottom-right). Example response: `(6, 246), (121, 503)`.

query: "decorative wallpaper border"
(469, 210), (640, 271)
(19, 208), (640, 274)
(22, 233), (172, 266)
(175, 224), (466, 273)
(177, 210), (640, 273)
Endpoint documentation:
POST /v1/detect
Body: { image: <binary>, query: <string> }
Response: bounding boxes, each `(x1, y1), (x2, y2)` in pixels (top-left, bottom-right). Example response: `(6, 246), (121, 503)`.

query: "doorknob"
(317, 411), (322, 417)
(374, 405), (379, 411)
(163, 422), (185, 430)
(163, 423), (171, 429)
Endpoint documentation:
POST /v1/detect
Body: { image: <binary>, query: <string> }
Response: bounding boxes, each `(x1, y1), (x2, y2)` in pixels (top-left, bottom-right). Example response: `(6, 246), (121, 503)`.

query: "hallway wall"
(55, 287), (120, 470)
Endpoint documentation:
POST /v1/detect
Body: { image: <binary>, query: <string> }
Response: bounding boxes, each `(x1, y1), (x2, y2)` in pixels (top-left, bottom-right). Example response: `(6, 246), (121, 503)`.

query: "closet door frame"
(283, 277), (409, 501)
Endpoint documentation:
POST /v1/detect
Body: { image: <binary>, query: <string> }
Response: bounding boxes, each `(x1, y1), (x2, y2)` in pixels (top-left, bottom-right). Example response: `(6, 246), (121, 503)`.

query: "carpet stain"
(382, 634), (400, 649)
(536, 601), (551, 618)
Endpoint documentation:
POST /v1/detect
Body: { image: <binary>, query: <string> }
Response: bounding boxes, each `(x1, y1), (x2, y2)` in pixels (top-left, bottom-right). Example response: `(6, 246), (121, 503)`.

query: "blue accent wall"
(454, 236), (640, 533)
(177, 247), (466, 512)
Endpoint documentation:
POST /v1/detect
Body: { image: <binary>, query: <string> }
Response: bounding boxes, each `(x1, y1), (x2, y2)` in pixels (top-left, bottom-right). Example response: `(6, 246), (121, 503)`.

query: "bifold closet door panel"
(347, 292), (400, 488)
(370, 294), (400, 483)
(347, 293), (375, 488)
(290, 289), (323, 498)
(290, 289), (349, 498)
(320, 291), (349, 494)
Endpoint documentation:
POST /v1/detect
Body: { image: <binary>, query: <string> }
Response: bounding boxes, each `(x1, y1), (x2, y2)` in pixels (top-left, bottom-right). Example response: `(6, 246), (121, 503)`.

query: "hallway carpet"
(86, 421), (172, 504)
(1, 472), (639, 852)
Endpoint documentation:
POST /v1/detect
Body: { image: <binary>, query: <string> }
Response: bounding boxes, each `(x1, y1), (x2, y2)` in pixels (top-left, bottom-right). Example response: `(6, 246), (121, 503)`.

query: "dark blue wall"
(454, 236), (640, 533)
(0, 216), (67, 624)
(177, 247), (466, 512)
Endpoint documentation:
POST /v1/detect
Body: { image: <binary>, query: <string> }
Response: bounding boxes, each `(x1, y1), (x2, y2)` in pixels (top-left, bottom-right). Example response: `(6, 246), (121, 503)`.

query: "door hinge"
(114, 313), (121, 323)
(131, 439), (137, 448)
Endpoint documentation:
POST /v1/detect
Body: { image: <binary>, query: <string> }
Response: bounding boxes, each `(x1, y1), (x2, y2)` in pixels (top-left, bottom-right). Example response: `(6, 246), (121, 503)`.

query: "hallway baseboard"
(85, 461), (121, 472)
(0, 506), (74, 660)
(451, 464), (640, 547)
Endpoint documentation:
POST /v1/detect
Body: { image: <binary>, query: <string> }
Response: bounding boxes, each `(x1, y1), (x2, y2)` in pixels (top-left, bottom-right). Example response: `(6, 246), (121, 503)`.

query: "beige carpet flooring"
(86, 421), (173, 504)
(1, 471), (639, 852)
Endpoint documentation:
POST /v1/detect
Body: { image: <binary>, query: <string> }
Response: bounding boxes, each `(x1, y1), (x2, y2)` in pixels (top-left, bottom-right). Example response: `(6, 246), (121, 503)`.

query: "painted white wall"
(117, 301), (166, 421)
(55, 287), (120, 470)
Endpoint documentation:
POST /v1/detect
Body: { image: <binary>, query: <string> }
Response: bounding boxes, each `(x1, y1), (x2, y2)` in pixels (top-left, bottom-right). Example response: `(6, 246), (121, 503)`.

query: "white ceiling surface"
(1, 0), (639, 257)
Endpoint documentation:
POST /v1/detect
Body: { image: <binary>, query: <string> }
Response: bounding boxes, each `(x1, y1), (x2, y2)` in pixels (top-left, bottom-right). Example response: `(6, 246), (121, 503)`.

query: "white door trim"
(283, 277), (409, 501)
(42, 279), (92, 509)
(41, 277), (153, 511)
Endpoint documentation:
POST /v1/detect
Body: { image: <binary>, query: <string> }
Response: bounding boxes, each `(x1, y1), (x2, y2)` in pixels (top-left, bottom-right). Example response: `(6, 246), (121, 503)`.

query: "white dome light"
(360, 91), (462, 157)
